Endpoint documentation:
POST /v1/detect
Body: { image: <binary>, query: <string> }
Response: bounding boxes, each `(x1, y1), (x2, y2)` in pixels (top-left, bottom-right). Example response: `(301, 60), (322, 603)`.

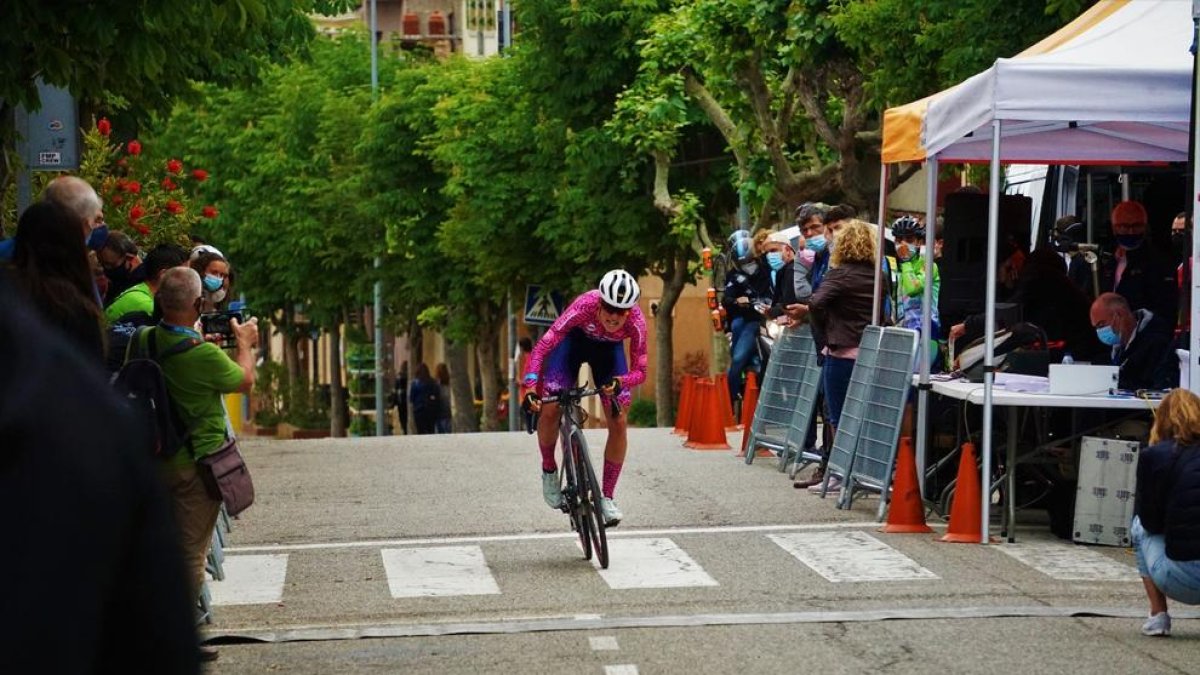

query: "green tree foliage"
(832, 0), (1096, 109)
(2, 0), (354, 115)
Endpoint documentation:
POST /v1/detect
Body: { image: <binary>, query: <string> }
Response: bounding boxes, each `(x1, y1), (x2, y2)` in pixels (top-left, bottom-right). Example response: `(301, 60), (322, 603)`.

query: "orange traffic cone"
(673, 375), (696, 436)
(684, 380), (732, 450)
(712, 374), (740, 430)
(739, 371), (760, 455)
(939, 441), (984, 543)
(880, 437), (932, 534)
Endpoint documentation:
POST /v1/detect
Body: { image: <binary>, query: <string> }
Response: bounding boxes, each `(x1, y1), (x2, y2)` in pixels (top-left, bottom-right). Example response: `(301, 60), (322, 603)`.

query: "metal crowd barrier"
(745, 326), (821, 469)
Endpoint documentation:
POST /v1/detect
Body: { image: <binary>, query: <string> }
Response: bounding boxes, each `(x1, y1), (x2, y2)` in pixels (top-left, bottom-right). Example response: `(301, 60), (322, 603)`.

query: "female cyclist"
(523, 269), (648, 527)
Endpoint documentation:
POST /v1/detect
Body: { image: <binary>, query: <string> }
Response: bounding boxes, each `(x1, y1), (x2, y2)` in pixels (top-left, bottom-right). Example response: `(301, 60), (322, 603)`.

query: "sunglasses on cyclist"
(600, 302), (630, 316)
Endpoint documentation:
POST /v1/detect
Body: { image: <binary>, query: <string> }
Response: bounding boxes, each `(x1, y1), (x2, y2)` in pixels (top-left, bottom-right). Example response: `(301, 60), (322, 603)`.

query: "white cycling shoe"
(542, 471), (564, 509)
(600, 497), (622, 527)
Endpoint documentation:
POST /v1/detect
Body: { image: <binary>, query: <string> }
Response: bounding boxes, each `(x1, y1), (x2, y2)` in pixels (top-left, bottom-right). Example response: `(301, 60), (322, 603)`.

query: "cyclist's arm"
(617, 308), (649, 389)
(525, 291), (592, 380)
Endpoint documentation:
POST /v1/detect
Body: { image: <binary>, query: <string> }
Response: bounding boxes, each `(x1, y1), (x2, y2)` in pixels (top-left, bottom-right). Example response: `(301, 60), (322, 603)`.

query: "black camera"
(200, 309), (246, 348)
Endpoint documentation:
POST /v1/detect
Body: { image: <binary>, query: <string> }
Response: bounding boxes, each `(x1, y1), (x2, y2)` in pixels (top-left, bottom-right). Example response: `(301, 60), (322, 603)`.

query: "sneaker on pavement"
(542, 470), (564, 509)
(600, 497), (623, 527)
(793, 468), (825, 489)
(808, 474), (842, 494)
(1142, 611), (1171, 637)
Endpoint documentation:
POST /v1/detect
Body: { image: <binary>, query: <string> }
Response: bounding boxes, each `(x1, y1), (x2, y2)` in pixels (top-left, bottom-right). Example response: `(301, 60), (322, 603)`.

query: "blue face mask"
(86, 224), (109, 251)
(807, 235), (827, 254)
(1096, 325), (1122, 346)
(766, 251), (786, 271)
(203, 275), (224, 293)
(1115, 234), (1143, 250)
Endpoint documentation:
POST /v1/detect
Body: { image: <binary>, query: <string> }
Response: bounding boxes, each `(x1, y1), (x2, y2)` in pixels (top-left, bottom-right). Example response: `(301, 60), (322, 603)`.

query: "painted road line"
(594, 538), (718, 590)
(604, 666), (639, 675)
(381, 546), (501, 598)
(589, 636), (619, 651)
(210, 554), (289, 606)
(226, 521), (892, 554)
(996, 542), (1137, 581)
(769, 531), (938, 582)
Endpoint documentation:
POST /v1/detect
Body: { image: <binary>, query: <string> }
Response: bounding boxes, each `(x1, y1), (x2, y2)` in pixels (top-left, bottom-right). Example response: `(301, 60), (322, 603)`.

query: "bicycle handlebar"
(523, 384), (621, 434)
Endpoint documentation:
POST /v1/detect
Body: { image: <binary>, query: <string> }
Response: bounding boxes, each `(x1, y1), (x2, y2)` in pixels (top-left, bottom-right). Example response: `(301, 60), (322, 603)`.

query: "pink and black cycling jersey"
(525, 290), (648, 403)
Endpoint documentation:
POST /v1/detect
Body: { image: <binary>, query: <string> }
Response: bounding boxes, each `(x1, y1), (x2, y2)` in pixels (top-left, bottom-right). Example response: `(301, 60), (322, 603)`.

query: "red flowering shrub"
(80, 118), (218, 249)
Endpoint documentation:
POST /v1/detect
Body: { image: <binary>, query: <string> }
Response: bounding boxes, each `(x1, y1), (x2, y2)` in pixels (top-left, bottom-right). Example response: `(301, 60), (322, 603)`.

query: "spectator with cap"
(190, 246), (232, 312)
(9, 201), (106, 362)
(722, 229), (771, 413)
(97, 230), (145, 305)
(1100, 200), (1178, 329)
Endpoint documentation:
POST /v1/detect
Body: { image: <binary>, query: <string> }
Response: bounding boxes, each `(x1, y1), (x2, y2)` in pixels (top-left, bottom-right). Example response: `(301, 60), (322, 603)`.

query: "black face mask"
(1172, 230), (1190, 258)
(104, 264), (132, 286)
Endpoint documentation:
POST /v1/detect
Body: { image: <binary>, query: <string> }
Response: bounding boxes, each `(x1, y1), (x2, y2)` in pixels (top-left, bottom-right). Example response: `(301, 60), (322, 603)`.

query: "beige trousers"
(162, 463), (222, 597)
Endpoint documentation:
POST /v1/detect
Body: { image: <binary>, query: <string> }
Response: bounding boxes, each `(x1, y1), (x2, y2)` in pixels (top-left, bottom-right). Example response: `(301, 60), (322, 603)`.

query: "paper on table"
(994, 372), (1050, 393)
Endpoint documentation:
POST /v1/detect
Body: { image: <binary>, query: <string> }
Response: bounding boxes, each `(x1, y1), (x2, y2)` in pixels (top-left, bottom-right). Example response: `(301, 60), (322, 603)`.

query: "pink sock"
(539, 441), (557, 473)
(602, 460), (623, 498)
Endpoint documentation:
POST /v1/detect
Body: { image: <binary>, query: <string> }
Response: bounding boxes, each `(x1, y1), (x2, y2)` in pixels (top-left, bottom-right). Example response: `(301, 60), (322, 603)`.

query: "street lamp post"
(371, 0), (387, 435)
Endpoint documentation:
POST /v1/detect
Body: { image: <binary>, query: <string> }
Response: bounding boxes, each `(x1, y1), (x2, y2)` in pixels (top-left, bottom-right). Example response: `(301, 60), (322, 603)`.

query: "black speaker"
(938, 192), (1032, 328)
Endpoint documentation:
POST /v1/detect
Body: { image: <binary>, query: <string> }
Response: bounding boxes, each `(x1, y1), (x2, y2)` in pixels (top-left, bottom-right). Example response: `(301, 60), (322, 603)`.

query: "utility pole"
(371, 0), (388, 435)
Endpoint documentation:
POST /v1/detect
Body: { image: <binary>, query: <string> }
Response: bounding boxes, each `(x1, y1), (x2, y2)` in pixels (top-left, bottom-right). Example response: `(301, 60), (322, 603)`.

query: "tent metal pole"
(872, 164), (889, 325)
(982, 120), (1002, 544)
(917, 155), (938, 495)
(1190, 1), (1200, 393)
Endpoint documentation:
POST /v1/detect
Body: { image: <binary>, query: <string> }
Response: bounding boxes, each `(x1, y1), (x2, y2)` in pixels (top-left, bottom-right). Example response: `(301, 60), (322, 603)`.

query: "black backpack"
(113, 327), (202, 458)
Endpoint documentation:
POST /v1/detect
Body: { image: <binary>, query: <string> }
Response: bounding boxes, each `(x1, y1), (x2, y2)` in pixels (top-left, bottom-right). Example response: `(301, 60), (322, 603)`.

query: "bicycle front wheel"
(573, 433), (608, 569)
(561, 433), (591, 561)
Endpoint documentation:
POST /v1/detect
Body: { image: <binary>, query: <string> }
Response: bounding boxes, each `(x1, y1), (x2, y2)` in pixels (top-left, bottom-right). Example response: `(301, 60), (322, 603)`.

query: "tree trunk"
(476, 302), (503, 432)
(655, 251), (690, 427)
(446, 338), (477, 432)
(328, 317), (347, 437)
(282, 307), (301, 385)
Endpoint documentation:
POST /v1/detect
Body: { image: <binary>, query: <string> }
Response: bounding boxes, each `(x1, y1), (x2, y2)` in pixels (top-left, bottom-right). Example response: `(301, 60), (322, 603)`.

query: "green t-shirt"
(138, 326), (245, 468)
(105, 282), (153, 323)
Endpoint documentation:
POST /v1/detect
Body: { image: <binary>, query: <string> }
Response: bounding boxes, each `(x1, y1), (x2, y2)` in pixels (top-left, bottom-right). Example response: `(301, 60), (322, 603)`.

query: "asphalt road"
(201, 429), (1197, 674)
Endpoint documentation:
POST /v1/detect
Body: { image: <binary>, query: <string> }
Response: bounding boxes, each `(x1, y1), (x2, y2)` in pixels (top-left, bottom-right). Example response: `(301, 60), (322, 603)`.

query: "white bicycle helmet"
(598, 269), (640, 309)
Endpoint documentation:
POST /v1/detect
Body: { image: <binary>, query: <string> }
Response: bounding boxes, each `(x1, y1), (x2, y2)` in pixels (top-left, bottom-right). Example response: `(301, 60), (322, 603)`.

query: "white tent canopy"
(883, 0), (1193, 165)
(877, 0), (1199, 544)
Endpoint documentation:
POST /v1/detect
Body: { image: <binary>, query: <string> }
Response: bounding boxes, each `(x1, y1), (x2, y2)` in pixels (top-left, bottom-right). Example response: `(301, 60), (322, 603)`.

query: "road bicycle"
(525, 385), (613, 569)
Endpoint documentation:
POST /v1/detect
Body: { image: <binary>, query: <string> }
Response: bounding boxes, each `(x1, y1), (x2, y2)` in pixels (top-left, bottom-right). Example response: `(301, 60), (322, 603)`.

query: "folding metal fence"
(817, 326), (918, 520)
(745, 326), (820, 469)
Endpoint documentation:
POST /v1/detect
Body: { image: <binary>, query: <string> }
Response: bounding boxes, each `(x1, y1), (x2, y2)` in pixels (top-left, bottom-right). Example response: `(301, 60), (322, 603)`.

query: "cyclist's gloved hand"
(600, 377), (622, 396)
(522, 391), (542, 414)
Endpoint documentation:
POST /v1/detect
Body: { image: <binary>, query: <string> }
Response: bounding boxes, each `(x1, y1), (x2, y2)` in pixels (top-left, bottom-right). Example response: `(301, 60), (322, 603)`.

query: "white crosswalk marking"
(996, 542), (1138, 581)
(381, 546), (502, 598)
(210, 554), (289, 606)
(589, 636), (619, 651)
(769, 531), (939, 582)
(604, 666), (639, 675)
(593, 538), (718, 589)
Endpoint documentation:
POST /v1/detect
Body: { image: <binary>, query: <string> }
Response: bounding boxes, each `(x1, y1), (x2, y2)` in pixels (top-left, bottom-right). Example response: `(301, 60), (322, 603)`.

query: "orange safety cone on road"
(739, 371), (760, 455)
(939, 441), (984, 543)
(712, 374), (740, 430)
(880, 437), (932, 534)
(684, 379), (731, 450)
(673, 375), (696, 436)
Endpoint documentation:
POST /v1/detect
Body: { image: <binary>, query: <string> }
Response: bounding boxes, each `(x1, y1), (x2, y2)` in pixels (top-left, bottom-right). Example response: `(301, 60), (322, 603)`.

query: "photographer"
(722, 229), (771, 415)
(144, 266), (258, 661)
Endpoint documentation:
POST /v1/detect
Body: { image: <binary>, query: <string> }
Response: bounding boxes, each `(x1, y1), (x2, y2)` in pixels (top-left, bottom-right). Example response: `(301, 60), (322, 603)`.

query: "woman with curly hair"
(1132, 388), (1200, 637)
(801, 219), (877, 493)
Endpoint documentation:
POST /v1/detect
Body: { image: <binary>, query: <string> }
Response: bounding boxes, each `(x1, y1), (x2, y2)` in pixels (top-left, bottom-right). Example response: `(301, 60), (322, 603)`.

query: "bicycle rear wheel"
(561, 433), (592, 561)
(573, 433), (608, 569)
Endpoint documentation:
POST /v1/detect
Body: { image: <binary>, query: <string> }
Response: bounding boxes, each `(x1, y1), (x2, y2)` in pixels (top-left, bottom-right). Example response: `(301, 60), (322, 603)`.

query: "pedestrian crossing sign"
(524, 285), (564, 326)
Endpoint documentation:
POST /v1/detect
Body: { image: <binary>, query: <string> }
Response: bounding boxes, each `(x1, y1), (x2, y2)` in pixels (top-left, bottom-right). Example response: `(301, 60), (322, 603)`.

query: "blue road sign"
(524, 285), (564, 326)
